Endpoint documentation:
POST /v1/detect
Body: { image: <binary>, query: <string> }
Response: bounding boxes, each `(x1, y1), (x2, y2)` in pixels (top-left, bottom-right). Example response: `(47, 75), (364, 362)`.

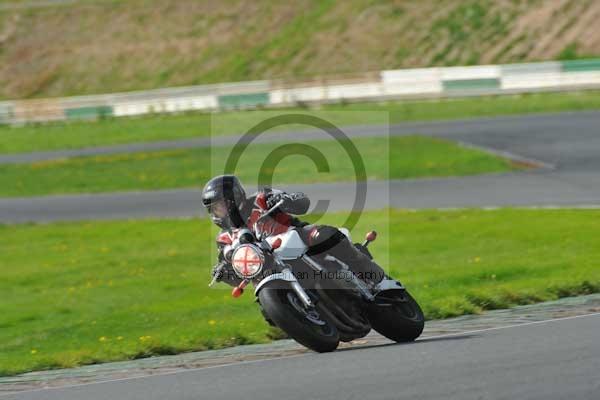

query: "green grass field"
(1, 208), (599, 376)
(0, 136), (515, 197)
(2, 91), (600, 154)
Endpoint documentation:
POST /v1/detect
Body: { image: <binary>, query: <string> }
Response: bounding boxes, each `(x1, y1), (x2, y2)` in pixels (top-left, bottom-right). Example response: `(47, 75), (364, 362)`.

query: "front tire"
(367, 291), (425, 342)
(258, 284), (340, 353)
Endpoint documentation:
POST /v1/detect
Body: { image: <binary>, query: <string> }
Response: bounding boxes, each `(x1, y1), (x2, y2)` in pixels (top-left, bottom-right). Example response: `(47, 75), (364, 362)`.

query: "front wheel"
(258, 283), (340, 353)
(367, 290), (425, 342)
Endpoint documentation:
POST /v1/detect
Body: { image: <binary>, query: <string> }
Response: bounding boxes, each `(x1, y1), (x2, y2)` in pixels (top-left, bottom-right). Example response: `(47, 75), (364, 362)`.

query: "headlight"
(231, 245), (264, 278)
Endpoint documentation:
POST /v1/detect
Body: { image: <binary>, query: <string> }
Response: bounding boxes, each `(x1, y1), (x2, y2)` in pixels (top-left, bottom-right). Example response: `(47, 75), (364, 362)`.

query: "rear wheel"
(258, 283), (340, 353)
(367, 291), (424, 342)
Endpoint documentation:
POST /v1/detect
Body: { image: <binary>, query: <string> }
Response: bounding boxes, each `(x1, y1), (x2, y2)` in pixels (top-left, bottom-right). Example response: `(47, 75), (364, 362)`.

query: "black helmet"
(201, 175), (247, 229)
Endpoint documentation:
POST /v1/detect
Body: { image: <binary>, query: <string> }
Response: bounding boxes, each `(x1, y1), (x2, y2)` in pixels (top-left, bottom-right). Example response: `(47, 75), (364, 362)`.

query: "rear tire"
(258, 284), (340, 353)
(367, 291), (425, 342)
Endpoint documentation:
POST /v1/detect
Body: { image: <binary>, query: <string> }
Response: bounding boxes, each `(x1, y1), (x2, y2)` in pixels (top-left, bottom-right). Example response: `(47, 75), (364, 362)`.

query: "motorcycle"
(209, 194), (424, 352)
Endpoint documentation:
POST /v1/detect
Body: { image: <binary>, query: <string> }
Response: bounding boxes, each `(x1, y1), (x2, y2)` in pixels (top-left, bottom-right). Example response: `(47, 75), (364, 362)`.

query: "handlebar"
(259, 199), (285, 221)
(208, 262), (226, 287)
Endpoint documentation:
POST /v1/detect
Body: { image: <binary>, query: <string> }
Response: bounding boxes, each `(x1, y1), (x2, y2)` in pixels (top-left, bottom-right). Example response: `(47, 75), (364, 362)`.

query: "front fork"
(253, 267), (314, 308)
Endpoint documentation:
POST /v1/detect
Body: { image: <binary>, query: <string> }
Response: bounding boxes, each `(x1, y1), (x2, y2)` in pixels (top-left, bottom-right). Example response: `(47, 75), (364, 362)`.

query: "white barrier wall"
(325, 82), (383, 100)
(558, 72), (600, 87)
(440, 65), (501, 80)
(380, 68), (442, 95)
(500, 62), (562, 90)
(4, 59), (600, 124)
(269, 86), (326, 104)
(113, 95), (218, 117)
(502, 73), (564, 90)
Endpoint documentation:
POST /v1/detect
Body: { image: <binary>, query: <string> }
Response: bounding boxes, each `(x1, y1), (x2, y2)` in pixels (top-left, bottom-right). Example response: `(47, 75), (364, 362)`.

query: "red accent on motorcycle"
(217, 232), (233, 245)
(271, 238), (282, 250)
(365, 231), (377, 242)
(308, 227), (319, 245)
(256, 192), (268, 210)
(232, 280), (249, 298)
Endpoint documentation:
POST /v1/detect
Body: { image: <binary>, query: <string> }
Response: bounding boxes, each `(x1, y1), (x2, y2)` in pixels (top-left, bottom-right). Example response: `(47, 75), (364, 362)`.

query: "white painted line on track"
(455, 140), (556, 170)
(399, 205), (600, 212)
(417, 311), (600, 341)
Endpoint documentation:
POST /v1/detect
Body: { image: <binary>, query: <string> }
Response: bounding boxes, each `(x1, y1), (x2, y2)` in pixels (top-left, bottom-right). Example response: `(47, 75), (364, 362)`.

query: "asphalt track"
(1, 111), (600, 222)
(5, 312), (600, 400)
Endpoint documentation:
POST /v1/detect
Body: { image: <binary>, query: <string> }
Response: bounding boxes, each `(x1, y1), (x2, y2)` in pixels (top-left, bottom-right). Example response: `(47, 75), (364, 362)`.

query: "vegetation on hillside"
(1, 0), (599, 99)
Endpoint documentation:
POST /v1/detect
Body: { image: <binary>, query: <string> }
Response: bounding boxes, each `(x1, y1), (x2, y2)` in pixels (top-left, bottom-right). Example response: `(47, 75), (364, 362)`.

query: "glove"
(210, 262), (242, 287)
(210, 262), (226, 285)
(266, 192), (288, 209)
(266, 192), (304, 209)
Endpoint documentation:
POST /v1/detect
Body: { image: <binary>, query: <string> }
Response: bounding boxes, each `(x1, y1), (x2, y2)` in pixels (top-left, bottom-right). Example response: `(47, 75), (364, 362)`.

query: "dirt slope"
(1, 0), (599, 99)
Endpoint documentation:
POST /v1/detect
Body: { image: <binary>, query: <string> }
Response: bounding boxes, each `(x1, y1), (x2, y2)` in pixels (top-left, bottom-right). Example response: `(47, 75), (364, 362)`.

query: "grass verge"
(1, 208), (599, 376)
(1, 91), (600, 154)
(0, 136), (515, 197)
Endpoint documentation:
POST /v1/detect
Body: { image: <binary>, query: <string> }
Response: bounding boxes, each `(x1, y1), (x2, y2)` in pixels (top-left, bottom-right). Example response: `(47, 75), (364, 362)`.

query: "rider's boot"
(304, 225), (385, 287)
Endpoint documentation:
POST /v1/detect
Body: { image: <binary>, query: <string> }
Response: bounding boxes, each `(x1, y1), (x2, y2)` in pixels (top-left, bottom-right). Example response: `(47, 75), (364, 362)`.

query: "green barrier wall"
(561, 59), (600, 73)
(65, 105), (113, 120)
(443, 78), (500, 91)
(218, 92), (269, 109)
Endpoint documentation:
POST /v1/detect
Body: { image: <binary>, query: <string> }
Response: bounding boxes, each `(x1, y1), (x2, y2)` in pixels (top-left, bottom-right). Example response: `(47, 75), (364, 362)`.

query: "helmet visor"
(209, 199), (229, 219)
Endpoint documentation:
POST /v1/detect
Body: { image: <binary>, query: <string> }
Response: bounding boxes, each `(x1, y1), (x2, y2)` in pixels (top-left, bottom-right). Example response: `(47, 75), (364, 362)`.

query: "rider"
(202, 175), (385, 287)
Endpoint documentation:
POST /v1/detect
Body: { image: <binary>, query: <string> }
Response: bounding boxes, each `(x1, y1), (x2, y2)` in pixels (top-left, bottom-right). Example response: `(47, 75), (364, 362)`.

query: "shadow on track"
(335, 334), (477, 353)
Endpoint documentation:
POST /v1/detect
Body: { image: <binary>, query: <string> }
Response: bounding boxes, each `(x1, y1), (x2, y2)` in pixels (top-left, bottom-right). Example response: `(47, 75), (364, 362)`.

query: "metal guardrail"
(1, 59), (600, 125)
